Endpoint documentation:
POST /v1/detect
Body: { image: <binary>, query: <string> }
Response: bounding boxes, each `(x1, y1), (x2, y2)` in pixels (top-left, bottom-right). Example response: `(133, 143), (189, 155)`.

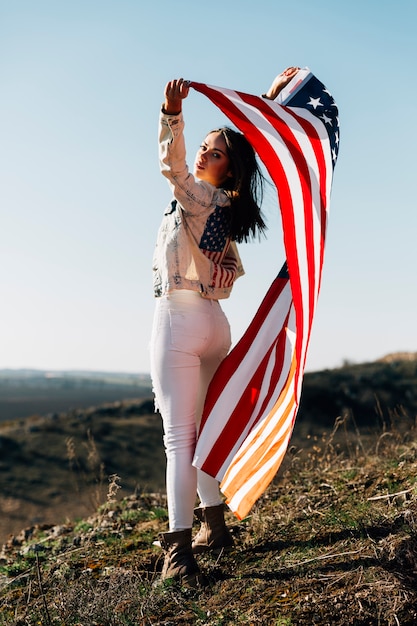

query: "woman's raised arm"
(262, 66), (300, 100)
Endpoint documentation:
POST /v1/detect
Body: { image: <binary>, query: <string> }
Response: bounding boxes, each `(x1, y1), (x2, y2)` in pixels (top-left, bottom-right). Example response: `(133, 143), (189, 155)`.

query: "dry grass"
(1, 416), (417, 625)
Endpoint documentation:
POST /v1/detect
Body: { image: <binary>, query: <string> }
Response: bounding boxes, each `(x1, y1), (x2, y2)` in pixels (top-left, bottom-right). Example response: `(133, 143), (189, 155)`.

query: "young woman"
(151, 68), (299, 586)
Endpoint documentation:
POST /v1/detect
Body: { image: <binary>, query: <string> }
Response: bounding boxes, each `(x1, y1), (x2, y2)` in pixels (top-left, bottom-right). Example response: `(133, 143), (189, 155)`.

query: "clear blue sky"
(1, 0), (416, 374)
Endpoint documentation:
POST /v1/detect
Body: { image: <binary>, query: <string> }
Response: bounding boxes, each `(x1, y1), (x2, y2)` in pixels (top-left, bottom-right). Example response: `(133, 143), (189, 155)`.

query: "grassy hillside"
(1, 356), (416, 624)
(0, 399), (164, 543)
(1, 419), (416, 625)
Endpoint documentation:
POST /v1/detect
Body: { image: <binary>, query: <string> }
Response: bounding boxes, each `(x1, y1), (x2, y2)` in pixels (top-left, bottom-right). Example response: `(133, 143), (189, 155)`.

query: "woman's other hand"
(163, 78), (190, 115)
(263, 66), (300, 100)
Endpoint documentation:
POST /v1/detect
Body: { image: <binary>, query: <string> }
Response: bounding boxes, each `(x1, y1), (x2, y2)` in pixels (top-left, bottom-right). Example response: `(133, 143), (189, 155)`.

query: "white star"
(307, 96), (323, 109)
(321, 113), (332, 125)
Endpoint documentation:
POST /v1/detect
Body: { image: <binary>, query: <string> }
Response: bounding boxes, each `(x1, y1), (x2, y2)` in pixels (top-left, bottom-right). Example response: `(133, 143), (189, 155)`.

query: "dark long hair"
(212, 127), (267, 243)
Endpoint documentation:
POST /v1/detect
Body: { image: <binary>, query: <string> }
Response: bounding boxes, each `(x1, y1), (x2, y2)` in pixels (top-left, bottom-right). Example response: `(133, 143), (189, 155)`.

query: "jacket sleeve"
(158, 111), (228, 216)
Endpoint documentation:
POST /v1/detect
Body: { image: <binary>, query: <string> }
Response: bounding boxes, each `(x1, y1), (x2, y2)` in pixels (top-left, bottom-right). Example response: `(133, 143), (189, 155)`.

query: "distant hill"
(0, 369), (152, 422)
(298, 352), (417, 431)
(1, 352), (416, 425)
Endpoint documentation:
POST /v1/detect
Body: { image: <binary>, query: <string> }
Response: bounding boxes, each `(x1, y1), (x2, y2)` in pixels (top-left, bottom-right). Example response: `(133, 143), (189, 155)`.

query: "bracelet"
(161, 105), (182, 115)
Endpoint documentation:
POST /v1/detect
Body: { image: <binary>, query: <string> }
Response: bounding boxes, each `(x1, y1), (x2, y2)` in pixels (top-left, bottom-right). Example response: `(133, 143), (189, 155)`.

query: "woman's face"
(194, 132), (232, 188)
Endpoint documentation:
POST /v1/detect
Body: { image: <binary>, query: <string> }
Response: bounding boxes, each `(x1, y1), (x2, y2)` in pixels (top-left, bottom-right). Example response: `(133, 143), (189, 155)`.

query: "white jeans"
(150, 290), (231, 531)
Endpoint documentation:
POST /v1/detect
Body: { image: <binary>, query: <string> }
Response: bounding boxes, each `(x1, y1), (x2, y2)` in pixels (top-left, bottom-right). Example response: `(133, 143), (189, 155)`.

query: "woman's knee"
(163, 423), (196, 454)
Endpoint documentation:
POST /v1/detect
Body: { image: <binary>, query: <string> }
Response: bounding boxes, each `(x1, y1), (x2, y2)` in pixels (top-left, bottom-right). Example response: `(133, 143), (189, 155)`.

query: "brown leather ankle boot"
(192, 504), (234, 554)
(159, 529), (204, 586)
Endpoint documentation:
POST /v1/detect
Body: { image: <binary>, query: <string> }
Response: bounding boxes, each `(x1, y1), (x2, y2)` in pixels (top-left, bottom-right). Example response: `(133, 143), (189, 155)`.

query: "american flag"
(191, 68), (340, 519)
(199, 205), (238, 292)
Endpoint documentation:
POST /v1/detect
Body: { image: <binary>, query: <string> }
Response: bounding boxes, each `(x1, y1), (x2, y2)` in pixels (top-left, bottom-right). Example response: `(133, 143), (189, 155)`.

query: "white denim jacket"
(152, 111), (244, 300)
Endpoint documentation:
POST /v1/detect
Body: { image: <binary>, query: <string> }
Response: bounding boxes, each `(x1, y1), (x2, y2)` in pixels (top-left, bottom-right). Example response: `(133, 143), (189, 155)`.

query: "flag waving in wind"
(191, 68), (340, 520)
